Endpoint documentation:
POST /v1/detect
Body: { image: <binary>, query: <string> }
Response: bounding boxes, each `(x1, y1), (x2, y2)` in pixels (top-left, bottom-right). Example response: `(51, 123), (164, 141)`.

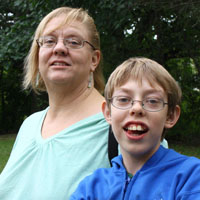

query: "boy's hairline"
(104, 57), (182, 124)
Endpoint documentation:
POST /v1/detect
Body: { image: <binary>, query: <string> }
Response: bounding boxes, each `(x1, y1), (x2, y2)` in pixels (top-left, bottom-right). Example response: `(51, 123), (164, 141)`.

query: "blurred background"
(0, 0), (200, 146)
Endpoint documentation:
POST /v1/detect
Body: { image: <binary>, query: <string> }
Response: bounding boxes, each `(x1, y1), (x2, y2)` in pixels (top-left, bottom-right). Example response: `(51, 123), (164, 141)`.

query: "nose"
(129, 100), (144, 116)
(53, 39), (68, 56)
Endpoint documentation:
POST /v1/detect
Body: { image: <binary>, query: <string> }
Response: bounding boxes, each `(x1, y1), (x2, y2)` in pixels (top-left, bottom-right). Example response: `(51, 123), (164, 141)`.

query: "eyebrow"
(143, 89), (164, 95)
(115, 87), (165, 96)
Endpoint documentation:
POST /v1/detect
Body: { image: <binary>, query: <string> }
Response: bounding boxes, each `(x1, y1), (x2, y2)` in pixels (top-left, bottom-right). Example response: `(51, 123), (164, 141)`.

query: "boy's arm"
(70, 179), (90, 200)
(70, 172), (100, 200)
(70, 168), (110, 200)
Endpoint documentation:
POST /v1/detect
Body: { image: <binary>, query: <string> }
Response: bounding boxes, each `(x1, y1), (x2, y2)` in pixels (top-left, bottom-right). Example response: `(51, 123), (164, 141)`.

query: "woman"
(0, 7), (110, 200)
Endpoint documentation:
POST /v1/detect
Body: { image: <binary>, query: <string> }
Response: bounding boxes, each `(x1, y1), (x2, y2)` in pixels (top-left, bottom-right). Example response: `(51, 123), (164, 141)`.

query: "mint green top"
(0, 108), (110, 200)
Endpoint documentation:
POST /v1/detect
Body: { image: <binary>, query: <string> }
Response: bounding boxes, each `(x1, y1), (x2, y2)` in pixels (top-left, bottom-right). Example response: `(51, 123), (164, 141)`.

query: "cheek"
(110, 109), (126, 130)
(38, 49), (51, 64)
(110, 112), (126, 145)
(149, 111), (168, 131)
(76, 51), (92, 66)
(38, 50), (51, 76)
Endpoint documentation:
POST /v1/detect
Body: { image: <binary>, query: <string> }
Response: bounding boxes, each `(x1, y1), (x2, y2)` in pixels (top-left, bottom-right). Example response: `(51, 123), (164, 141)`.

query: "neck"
(47, 84), (104, 118)
(48, 83), (91, 107)
(121, 144), (160, 176)
(41, 86), (104, 139)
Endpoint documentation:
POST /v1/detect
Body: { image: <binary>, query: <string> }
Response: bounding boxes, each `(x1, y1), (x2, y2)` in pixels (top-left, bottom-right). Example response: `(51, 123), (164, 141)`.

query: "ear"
(102, 101), (112, 125)
(90, 50), (101, 71)
(165, 105), (181, 129)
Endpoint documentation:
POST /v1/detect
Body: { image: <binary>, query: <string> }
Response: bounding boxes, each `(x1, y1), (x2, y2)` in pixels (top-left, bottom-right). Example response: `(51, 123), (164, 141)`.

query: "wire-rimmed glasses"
(108, 96), (168, 112)
(36, 36), (96, 50)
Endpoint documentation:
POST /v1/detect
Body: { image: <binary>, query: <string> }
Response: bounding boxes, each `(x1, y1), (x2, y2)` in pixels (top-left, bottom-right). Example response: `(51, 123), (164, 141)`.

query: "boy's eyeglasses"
(36, 36), (96, 50)
(108, 96), (168, 112)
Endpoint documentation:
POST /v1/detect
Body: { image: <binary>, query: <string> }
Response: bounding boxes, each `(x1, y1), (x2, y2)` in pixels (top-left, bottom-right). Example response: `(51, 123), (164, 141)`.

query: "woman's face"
(38, 14), (100, 91)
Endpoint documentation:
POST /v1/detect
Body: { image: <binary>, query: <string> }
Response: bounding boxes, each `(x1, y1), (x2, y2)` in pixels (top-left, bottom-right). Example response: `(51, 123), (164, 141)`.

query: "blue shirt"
(70, 146), (200, 200)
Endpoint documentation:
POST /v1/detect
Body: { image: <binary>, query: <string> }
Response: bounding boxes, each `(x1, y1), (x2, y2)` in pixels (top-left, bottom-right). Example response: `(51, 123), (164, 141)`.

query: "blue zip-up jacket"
(70, 146), (200, 200)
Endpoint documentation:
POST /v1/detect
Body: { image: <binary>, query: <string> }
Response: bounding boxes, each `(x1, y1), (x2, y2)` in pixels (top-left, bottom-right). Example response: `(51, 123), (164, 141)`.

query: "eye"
(145, 99), (160, 104)
(145, 98), (160, 105)
(43, 36), (56, 45)
(116, 96), (131, 103)
(66, 38), (82, 47)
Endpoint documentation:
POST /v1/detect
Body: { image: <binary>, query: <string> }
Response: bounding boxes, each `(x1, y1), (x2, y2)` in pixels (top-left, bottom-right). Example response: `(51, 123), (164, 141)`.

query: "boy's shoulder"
(77, 155), (124, 182)
(89, 155), (125, 179)
(162, 147), (200, 165)
(70, 155), (125, 199)
(135, 146), (200, 173)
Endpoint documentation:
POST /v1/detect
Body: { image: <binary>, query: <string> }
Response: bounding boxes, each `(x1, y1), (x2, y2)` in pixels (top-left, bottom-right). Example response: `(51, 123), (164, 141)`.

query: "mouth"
(51, 61), (71, 67)
(123, 123), (148, 139)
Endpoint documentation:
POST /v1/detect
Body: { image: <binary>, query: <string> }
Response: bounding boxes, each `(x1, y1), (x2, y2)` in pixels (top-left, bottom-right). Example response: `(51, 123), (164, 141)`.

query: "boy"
(70, 57), (200, 199)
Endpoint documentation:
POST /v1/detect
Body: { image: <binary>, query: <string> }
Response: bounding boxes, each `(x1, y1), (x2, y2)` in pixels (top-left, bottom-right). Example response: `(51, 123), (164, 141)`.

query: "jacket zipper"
(122, 176), (131, 199)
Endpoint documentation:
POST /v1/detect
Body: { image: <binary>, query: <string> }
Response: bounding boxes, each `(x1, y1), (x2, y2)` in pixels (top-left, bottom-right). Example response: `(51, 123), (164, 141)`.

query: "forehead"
(114, 77), (166, 96)
(42, 15), (89, 38)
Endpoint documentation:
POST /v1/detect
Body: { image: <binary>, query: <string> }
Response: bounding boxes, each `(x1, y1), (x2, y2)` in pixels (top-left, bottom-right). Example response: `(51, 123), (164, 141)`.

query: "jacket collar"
(111, 145), (169, 173)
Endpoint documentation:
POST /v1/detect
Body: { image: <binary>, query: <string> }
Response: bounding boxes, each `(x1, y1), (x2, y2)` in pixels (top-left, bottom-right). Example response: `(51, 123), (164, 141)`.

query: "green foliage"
(165, 58), (200, 140)
(169, 142), (200, 159)
(0, 134), (16, 172)
(0, 0), (199, 141)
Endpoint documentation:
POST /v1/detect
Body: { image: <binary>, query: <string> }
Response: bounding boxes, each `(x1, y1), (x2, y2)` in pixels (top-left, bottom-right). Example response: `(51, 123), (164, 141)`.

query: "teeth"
(53, 62), (67, 66)
(128, 125), (136, 131)
(137, 125), (142, 131)
(127, 125), (144, 131)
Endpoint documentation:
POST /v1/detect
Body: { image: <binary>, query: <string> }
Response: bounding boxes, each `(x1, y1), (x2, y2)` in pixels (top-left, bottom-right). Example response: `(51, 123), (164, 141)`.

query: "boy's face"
(103, 78), (180, 163)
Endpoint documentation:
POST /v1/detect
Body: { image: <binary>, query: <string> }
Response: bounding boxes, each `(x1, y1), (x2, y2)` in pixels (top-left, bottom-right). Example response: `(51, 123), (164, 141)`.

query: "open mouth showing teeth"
(52, 62), (71, 66)
(124, 124), (148, 135)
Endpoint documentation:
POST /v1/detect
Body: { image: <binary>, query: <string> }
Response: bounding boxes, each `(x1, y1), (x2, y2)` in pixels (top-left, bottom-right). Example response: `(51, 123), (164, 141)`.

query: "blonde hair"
(105, 57), (182, 116)
(23, 7), (104, 93)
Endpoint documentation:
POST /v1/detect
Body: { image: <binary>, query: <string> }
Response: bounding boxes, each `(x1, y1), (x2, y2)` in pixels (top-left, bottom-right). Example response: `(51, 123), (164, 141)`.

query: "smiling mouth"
(124, 124), (148, 135)
(52, 62), (71, 66)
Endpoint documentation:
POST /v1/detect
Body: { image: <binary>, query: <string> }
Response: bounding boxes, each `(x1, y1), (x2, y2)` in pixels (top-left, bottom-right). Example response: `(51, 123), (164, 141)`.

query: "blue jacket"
(70, 146), (200, 200)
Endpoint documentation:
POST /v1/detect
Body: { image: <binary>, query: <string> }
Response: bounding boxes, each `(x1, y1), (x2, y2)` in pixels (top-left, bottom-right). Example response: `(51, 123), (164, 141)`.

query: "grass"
(0, 134), (200, 173)
(0, 134), (16, 173)
(169, 143), (200, 159)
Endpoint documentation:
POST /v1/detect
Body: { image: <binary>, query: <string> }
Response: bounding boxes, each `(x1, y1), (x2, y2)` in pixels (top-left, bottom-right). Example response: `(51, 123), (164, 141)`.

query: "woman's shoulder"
(84, 112), (105, 121)
(21, 108), (48, 126)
